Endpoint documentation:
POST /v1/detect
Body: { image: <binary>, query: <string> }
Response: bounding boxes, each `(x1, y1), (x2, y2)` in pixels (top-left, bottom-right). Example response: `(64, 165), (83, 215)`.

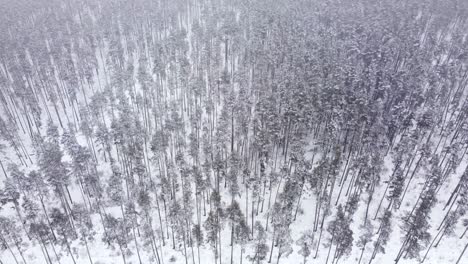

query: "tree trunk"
(132, 225), (143, 264)
(276, 252), (282, 264)
(230, 225), (234, 264)
(83, 237), (94, 264)
(456, 242), (468, 264)
(118, 244), (127, 264)
(268, 229), (275, 263)
(325, 231), (335, 264)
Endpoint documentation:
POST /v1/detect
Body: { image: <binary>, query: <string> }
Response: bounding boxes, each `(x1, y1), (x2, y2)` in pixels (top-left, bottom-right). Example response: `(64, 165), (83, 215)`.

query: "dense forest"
(0, 0), (468, 263)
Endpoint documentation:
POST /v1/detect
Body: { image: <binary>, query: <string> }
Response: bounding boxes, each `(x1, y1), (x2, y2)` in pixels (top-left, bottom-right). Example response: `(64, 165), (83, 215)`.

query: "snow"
(1, 1), (468, 264)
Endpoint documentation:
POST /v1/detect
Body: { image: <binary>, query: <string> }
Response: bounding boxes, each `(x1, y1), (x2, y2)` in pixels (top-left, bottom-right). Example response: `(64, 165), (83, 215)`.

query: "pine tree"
(327, 205), (353, 264)
(226, 200), (246, 264)
(192, 224), (204, 264)
(296, 231), (314, 264)
(50, 207), (78, 264)
(357, 221), (373, 264)
(369, 210), (392, 264)
(102, 214), (131, 264)
(204, 211), (221, 264)
(275, 229), (293, 264)
(396, 156), (442, 263)
(249, 221), (269, 264)
(137, 189), (162, 264)
(29, 221), (56, 264)
(0, 217), (28, 264)
(72, 204), (95, 264)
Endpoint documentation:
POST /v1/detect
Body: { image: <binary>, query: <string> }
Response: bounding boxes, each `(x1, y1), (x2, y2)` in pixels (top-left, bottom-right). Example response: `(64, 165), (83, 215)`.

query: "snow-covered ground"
(1, 1), (468, 264)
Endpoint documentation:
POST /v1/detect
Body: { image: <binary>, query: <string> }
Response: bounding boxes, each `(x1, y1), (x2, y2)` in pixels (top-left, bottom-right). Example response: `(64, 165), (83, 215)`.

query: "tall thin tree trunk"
(456, 242), (468, 264)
